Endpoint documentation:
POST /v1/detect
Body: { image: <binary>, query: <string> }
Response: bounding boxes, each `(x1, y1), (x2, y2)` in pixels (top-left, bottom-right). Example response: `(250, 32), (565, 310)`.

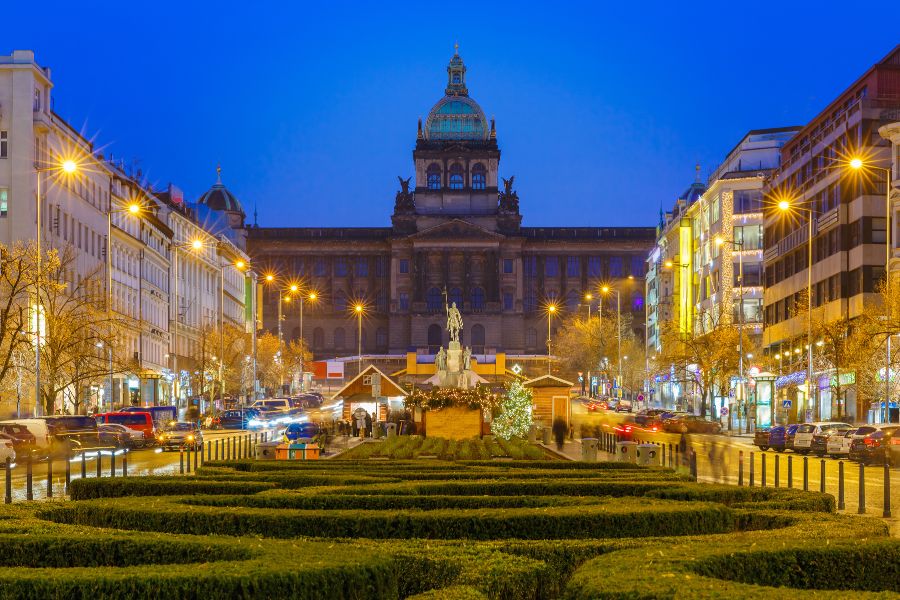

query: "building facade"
(248, 51), (655, 376)
(762, 46), (900, 424)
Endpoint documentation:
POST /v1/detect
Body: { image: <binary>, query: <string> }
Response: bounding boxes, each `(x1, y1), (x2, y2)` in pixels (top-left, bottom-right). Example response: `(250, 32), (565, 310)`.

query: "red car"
(662, 415), (722, 434)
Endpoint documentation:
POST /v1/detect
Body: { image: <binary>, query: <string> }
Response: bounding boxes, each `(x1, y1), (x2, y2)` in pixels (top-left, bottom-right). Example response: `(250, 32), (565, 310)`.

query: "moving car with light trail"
(157, 422), (203, 451)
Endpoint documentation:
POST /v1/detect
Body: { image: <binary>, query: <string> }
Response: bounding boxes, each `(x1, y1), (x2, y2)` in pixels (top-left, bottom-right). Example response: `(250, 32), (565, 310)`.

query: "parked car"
(97, 423), (142, 449)
(661, 415), (722, 434)
(849, 424), (900, 465)
(792, 422), (851, 455)
(754, 425), (787, 451)
(95, 412), (154, 446)
(614, 400), (633, 413)
(40, 416), (101, 455)
(0, 419), (52, 450)
(825, 427), (858, 459)
(0, 423), (36, 452)
(157, 422), (203, 451)
(811, 423), (853, 456)
(120, 406), (177, 432)
(784, 424), (801, 452)
(0, 437), (14, 464)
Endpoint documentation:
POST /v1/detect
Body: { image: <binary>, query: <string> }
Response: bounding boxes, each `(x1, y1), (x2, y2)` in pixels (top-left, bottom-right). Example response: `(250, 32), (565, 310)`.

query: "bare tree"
(0, 243), (36, 405)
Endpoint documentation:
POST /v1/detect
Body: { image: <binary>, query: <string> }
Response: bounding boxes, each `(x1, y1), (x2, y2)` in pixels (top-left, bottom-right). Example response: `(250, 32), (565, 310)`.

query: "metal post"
(81, 451), (86, 479)
(215, 439), (219, 461)
(858, 463), (866, 514)
(173, 247), (179, 407)
(4, 457), (10, 504)
(35, 173), (42, 417)
(883, 462), (892, 518)
(838, 461), (845, 510)
(194, 445), (198, 472)
(110, 451), (116, 478)
(26, 453), (32, 501)
(761, 453), (766, 487)
(738, 450), (744, 486)
(819, 459), (825, 494)
(807, 214), (815, 420)
(886, 168), (893, 424)
(179, 449), (184, 475)
(46, 456), (52, 498)
(788, 455), (793, 489)
(803, 456), (808, 491)
(774, 454), (780, 488)
(749, 451), (754, 486)
(207, 441), (211, 462)
(65, 450), (71, 493)
(122, 453), (127, 477)
(96, 451), (101, 478)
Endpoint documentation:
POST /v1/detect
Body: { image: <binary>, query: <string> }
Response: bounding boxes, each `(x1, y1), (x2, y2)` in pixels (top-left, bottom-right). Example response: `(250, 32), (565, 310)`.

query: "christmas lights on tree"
(491, 380), (533, 439)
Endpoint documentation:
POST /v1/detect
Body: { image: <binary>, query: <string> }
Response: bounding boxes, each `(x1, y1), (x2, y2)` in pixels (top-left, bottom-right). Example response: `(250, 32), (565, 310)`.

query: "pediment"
(407, 219), (506, 242)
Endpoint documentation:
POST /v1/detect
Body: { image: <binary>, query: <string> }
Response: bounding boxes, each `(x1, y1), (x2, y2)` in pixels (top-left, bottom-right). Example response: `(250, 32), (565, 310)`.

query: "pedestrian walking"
(552, 417), (567, 451)
(364, 412), (373, 438)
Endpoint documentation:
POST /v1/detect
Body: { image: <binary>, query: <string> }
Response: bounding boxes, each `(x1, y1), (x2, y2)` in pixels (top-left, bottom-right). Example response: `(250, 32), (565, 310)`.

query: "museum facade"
(248, 51), (655, 363)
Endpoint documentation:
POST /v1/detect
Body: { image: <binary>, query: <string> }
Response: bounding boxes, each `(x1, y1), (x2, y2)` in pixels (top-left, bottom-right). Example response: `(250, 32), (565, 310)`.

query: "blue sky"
(6, 1), (899, 227)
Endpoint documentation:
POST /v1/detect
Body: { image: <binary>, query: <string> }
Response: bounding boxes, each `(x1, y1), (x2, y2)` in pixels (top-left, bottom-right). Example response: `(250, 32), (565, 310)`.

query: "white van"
(0, 419), (52, 449)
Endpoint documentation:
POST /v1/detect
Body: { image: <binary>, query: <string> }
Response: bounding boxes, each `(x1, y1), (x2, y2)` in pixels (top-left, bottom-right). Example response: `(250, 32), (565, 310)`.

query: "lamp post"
(778, 199), (816, 422)
(601, 286), (622, 398)
(32, 159), (78, 415)
(546, 303), (558, 375)
(216, 257), (249, 411)
(355, 304), (364, 375)
(171, 238), (205, 408)
(849, 157), (893, 423)
(716, 235), (745, 431)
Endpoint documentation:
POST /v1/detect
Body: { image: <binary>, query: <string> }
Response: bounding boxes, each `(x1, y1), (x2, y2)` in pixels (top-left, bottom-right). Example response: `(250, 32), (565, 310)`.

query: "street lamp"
(171, 238), (207, 407)
(601, 285), (622, 398)
(354, 303), (364, 375)
(849, 156), (893, 424)
(106, 200), (144, 410)
(33, 156), (83, 415)
(218, 257), (250, 411)
(546, 303), (558, 375)
(716, 235), (746, 431)
(778, 198), (816, 421)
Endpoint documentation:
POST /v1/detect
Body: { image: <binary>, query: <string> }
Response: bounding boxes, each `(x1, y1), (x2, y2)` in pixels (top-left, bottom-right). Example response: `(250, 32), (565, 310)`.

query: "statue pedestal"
(447, 341), (462, 374)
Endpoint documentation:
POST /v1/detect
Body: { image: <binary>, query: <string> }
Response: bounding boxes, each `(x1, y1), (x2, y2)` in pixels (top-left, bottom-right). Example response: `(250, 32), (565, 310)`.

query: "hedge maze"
(0, 458), (897, 598)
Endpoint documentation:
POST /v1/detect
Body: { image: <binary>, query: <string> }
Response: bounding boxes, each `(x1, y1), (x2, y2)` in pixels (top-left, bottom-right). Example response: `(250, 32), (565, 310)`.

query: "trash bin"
(385, 423), (397, 438)
(581, 438), (598, 462)
(255, 441), (280, 460)
(636, 444), (659, 466)
(616, 441), (638, 463)
(542, 427), (552, 445)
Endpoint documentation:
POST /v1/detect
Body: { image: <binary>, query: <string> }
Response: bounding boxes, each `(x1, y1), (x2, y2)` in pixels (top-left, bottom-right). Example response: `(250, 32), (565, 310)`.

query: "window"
(545, 258), (559, 277)
(0, 189), (7, 218)
(738, 262), (762, 286)
(588, 257), (602, 277)
(566, 256), (580, 277)
(426, 287), (442, 313)
(356, 258), (368, 277)
(872, 217), (887, 244)
(0, 131), (7, 159)
(427, 324), (442, 352)
(733, 190), (762, 213)
(376, 289), (388, 312)
(449, 163), (464, 189)
(609, 257), (623, 277)
(525, 328), (537, 348)
(503, 258), (513, 274)
(333, 328), (345, 348)
(710, 197), (720, 223)
(399, 259), (409, 274)
(502, 292), (513, 311)
(734, 298), (763, 323)
(334, 291), (347, 313)
(566, 289), (580, 312)
(314, 259), (326, 277)
(33, 89), (41, 111)
(399, 292), (409, 311)
(335, 259), (348, 277)
(524, 289), (537, 312)
(449, 287), (463, 307)
(734, 225), (763, 250)
(523, 256), (537, 277)
(376, 327), (388, 348)
(630, 257), (644, 277)
(472, 163), (486, 189)
(471, 324), (485, 353)
(427, 164), (441, 190)
(375, 257), (386, 277)
(471, 287), (485, 312)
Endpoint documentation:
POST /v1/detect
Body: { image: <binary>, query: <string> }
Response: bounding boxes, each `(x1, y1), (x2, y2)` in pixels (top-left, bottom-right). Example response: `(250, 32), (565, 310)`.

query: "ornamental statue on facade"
(498, 175), (519, 213)
(394, 175), (415, 213)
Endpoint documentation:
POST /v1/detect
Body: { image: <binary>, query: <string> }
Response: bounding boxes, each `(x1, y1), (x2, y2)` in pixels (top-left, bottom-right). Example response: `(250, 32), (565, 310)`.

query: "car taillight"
(651, 426), (658, 432)
(624, 426), (631, 432)
(864, 438), (881, 447)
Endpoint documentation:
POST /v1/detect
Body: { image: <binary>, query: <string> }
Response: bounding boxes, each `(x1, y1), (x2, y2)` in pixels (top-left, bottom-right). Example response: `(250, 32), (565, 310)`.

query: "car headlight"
(187, 435), (194, 441)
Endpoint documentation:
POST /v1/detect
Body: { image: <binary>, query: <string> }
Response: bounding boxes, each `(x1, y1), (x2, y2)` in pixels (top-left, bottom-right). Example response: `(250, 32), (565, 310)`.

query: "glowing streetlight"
(546, 303), (559, 375)
(235, 260), (246, 270)
(265, 274), (274, 282)
(191, 239), (204, 250)
(290, 284), (299, 293)
(849, 157), (863, 170)
(62, 159), (77, 174)
(354, 304), (365, 375)
(777, 199), (791, 211)
(127, 202), (141, 214)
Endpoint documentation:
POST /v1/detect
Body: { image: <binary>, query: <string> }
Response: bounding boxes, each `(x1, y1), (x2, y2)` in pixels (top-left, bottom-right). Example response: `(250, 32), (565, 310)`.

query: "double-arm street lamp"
(600, 286), (622, 396)
(715, 236), (746, 430)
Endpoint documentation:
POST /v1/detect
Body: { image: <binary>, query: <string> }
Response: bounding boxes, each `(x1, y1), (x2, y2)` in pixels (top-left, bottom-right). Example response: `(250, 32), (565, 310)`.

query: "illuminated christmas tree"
(492, 381), (533, 439)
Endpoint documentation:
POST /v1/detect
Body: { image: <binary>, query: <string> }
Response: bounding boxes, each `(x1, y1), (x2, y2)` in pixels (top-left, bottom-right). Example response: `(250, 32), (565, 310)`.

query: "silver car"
(157, 422), (203, 451)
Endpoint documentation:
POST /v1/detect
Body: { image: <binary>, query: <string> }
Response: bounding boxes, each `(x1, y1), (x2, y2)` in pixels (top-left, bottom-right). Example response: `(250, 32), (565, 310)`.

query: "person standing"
(364, 411), (373, 438)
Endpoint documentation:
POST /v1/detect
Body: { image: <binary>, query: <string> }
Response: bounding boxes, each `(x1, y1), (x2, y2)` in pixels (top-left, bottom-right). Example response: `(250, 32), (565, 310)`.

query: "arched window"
(471, 163), (486, 190)
(376, 327), (388, 349)
(427, 164), (441, 190)
(449, 287), (463, 308)
(566, 290), (580, 313)
(471, 324), (485, 354)
(449, 163), (464, 190)
(313, 327), (324, 349)
(471, 287), (485, 312)
(333, 328), (345, 349)
(427, 324), (442, 353)
(525, 328), (537, 348)
(426, 287), (442, 313)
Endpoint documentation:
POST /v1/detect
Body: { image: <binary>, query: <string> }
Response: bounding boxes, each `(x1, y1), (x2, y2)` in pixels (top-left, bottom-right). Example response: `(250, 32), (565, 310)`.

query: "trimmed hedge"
(68, 476), (277, 500)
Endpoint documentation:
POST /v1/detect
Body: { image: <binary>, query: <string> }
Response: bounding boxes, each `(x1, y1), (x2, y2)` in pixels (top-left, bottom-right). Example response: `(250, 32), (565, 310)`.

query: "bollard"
(81, 451), (86, 479)
(858, 462), (866, 515)
(761, 453), (766, 487)
(194, 445), (199, 472)
(838, 461), (845, 510)
(669, 444), (674, 468)
(820, 460), (826, 494)
(122, 453), (128, 477)
(110, 451), (116, 478)
(207, 441), (211, 463)
(803, 456), (808, 491)
(774, 455), (780, 488)
(749, 452), (755, 487)
(238, 436), (242, 459)
(46, 456), (52, 498)
(4, 457), (10, 504)
(65, 450), (71, 494)
(26, 453), (33, 501)
(179, 449), (184, 475)
(787, 455), (793, 489)
(884, 462), (892, 518)
(689, 449), (697, 481)
(226, 437), (231, 460)
(738, 451), (744, 486)
(215, 439), (220, 461)
(661, 443), (666, 466)
(96, 451), (102, 478)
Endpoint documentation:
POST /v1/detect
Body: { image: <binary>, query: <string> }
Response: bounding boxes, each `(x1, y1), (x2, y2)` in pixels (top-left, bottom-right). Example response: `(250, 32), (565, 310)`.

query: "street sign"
(720, 406), (729, 417)
(782, 399), (792, 409)
(637, 393), (644, 402)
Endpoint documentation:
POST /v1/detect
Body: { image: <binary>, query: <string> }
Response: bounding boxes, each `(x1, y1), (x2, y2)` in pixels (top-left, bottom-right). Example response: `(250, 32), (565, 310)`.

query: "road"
(573, 408), (900, 518)
(2, 428), (278, 502)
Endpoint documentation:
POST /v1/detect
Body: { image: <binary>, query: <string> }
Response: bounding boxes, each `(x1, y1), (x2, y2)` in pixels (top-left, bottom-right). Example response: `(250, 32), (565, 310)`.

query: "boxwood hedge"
(0, 457), (894, 599)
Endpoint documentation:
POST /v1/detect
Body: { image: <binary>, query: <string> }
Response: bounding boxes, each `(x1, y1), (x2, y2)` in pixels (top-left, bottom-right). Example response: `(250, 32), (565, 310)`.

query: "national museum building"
(248, 51), (655, 367)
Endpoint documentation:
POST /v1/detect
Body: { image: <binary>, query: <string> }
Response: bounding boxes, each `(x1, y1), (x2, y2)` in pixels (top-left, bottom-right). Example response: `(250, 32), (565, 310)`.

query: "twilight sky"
(6, 1), (899, 228)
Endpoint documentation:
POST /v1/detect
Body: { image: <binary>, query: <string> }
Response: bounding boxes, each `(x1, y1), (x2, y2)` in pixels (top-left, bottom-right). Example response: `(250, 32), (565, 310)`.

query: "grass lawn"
(336, 435), (552, 460)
